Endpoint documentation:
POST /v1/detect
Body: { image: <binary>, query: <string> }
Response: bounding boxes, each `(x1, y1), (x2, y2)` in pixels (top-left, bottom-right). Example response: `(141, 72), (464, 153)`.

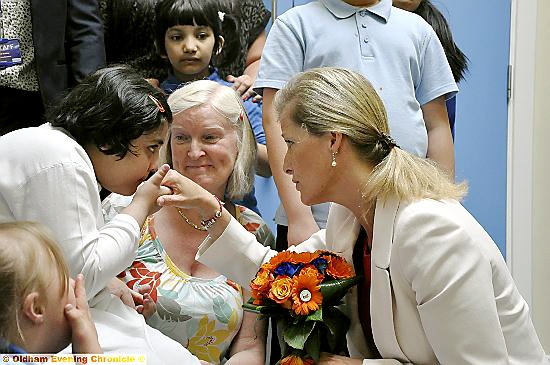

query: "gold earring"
(331, 152), (337, 167)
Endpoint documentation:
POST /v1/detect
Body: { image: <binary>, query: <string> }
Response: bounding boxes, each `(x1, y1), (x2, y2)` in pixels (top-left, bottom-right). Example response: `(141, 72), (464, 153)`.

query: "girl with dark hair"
(154, 0), (270, 214)
(0, 66), (202, 365)
(393, 0), (468, 134)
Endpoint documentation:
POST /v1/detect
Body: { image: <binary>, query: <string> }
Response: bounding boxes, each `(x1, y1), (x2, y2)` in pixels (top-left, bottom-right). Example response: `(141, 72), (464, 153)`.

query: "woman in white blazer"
(158, 67), (549, 364)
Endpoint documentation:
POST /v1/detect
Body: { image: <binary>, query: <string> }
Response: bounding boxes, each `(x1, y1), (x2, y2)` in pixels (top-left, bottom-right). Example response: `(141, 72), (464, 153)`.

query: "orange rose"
(251, 268), (273, 302)
(268, 276), (294, 304)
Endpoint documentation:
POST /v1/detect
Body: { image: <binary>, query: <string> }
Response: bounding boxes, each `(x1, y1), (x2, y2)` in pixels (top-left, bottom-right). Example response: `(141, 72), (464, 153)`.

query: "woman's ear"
(21, 292), (45, 325)
(215, 36), (225, 55)
(329, 131), (343, 154)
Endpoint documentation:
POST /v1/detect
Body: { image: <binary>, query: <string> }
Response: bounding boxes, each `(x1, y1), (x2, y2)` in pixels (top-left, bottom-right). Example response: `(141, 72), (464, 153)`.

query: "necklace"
(176, 207), (207, 231)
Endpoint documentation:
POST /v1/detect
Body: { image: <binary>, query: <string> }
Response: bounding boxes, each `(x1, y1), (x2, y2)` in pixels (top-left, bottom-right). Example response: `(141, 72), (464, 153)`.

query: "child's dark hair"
(48, 65), (172, 159)
(415, 0), (468, 82)
(154, 0), (240, 69)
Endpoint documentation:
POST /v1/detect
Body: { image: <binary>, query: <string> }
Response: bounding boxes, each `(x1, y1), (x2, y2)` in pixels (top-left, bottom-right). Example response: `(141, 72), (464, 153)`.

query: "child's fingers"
(141, 294), (156, 319)
(74, 274), (89, 308)
(147, 164), (170, 187)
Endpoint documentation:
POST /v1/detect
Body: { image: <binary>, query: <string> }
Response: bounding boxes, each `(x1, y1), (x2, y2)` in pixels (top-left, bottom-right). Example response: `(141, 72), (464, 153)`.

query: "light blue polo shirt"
(255, 0), (458, 227)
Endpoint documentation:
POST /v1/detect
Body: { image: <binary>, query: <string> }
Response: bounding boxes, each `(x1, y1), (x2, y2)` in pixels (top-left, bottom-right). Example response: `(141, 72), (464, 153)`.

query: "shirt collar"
(320, 0), (391, 22)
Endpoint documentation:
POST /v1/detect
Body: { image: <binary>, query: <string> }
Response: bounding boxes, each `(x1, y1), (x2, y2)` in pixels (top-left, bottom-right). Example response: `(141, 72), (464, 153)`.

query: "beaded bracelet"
(200, 195), (224, 230)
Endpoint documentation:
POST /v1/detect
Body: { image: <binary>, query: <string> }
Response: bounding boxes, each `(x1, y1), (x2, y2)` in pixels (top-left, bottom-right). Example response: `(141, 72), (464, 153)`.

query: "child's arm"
(65, 274), (102, 354)
(423, 96), (455, 179)
(262, 88), (320, 245)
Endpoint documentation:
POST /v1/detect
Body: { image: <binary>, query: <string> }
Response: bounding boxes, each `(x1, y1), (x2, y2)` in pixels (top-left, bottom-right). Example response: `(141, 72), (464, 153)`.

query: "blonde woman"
(157, 68), (547, 364)
(113, 81), (272, 365)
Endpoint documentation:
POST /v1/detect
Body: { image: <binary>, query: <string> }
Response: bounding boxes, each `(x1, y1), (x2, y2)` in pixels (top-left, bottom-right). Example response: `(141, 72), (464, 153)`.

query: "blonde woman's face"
(280, 110), (334, 206)
(170, 105), (237, 197)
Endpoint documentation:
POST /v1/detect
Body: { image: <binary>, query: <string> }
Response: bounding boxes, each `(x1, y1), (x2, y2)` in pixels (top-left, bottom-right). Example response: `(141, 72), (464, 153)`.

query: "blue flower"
(275, 262), (303, 277)
(311, 257), (328, 274)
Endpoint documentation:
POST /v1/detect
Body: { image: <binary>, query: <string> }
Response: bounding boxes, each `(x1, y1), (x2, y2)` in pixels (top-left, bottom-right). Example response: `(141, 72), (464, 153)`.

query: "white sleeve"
(197, 217), (327, 288)
(15, 162), (139, 300)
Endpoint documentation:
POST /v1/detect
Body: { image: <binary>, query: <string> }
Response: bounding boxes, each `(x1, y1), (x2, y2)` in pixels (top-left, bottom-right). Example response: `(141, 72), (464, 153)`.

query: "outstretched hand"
(157, 170), (213, 210)
(65, 274), (102, 354)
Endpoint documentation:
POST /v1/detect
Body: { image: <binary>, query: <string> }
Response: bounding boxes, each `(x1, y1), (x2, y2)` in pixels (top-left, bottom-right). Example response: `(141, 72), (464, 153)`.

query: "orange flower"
(250, 268), (273, 303)
(268, 276), (294, 304)
(291, 270), (322, 315)
(263, 251), (295, 270)
(280, 355), (314, 365)
(291, 251), (319, 264)
(326, 255), (355, 279)
(300, 264), (323, 281)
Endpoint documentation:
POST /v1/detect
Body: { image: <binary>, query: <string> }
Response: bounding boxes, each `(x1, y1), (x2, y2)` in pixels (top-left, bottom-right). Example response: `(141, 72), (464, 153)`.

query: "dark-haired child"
(154, 0), (270, 214)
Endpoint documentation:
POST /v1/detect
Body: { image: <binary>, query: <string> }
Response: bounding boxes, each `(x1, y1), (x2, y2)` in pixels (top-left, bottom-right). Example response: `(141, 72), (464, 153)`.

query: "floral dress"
(118, 205), (274, 364)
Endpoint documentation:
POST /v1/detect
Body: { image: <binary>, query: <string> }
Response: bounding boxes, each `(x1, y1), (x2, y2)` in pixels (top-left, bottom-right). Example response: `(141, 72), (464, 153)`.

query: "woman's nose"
(187, 141), (205, 159)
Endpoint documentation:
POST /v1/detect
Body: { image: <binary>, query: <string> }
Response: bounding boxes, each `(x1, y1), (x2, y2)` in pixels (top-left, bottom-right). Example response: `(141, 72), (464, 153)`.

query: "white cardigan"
(197, 197), (548, 364)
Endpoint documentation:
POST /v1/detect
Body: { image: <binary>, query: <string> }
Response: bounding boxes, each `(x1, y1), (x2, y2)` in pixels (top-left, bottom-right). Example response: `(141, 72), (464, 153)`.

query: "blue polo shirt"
(255, 0), (457, 158)
(254, 0), (458, 227)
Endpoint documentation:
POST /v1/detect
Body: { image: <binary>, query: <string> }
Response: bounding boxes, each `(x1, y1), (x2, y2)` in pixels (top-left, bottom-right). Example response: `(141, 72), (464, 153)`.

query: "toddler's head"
(154, 0), (239, 82)
(0, 222), (74, 353)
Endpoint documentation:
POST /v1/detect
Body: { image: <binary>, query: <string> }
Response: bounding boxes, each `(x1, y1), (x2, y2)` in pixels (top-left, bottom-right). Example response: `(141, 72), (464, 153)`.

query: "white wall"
(509, 0), (550, 351)
(532, 0), (550, 350)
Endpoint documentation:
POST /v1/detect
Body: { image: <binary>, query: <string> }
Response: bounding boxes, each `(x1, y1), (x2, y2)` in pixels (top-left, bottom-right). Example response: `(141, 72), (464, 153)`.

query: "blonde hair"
(166, 80), (257, 200)
(0, 221), (69, 344)
(273, 67), (467, 203)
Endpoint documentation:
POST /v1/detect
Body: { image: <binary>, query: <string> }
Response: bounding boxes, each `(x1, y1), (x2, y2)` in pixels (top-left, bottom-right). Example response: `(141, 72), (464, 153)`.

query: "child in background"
(393, 0), (469, 135)
(0, 221), (100, 354)
(154, 0), (271, 193)
(255, 0), (459, 250)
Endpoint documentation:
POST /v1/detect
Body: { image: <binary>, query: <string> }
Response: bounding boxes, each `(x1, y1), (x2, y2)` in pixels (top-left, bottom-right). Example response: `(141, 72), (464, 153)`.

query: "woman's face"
(170, 105), (238, 197)
(87, 122), (169, 196)
(280, 108), (334, 206)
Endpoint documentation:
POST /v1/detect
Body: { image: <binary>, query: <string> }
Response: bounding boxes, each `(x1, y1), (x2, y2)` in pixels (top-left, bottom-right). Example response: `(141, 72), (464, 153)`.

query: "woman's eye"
(284, 140), (294, 148)
(203, 135), (220, 143)
(174, 135), (190, 143)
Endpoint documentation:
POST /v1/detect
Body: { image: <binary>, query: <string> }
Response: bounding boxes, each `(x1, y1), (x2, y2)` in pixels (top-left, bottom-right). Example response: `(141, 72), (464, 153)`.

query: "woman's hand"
(158, 170), (219, 217)
(66, 274), (102, 354)
(318, 353), (363, 365)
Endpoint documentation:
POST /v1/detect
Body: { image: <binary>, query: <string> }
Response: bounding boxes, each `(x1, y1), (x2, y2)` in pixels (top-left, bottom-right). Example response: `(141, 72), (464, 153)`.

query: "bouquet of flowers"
(243, 250), (360, 365)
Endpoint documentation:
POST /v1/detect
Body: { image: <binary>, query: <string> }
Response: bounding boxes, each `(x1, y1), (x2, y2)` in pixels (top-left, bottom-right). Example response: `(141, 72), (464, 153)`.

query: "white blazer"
(197, 197), (548, 364)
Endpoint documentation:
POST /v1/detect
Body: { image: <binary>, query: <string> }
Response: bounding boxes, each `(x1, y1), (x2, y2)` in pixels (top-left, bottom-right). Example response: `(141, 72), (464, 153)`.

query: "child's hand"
(226, 74), (255, 100)
(136, 293), (156, 319)
(132, 164), (173, 216)
(65, 274), (102, 354)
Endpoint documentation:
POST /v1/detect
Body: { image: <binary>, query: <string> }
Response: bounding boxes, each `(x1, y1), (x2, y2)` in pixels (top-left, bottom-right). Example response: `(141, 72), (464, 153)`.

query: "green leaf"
(213, 296), (233, 324)
(304, 325), (321, 362)
(283, 321), (316, 350)
(321, 306), (350, 353)
(306, 308), (323, 322)
(319, 276), (361, 305)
